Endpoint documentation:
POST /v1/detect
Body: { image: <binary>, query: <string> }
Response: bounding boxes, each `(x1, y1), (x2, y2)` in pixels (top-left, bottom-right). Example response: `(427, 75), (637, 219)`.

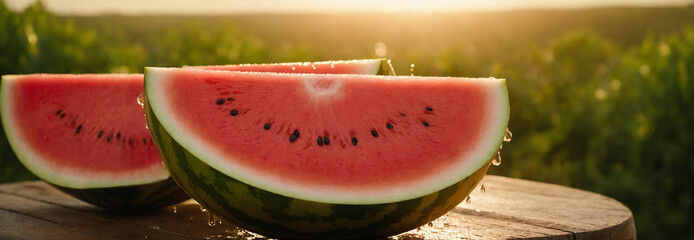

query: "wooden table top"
(0, 175), (635, 240)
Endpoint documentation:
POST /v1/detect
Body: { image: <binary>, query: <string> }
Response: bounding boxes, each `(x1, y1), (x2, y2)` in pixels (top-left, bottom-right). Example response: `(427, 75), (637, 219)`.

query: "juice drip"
(504, 128), (512, 142)
(493, 128), (511, 166)
(136, 92), (144, 108)
(492, 149), (502, 166)
(208, 213), (222, 227)
(201, 206), (223, 227)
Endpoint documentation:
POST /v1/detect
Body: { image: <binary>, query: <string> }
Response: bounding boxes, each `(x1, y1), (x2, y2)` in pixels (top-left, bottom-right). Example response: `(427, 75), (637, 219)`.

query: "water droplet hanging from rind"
(492, 149), (502, 166)
(503, 128), (512, 142)
(208, 213), (223, 227)
(492, 128), (511, 166)
(136, 92), (144, 109)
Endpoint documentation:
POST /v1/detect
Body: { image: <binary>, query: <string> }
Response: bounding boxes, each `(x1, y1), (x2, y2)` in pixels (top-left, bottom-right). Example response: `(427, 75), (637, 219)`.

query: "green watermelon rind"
(376, 59), (396, 76)
(52, 177), (190, 210)
(145, 68), (509, 204)
(146, 100), (491, 238)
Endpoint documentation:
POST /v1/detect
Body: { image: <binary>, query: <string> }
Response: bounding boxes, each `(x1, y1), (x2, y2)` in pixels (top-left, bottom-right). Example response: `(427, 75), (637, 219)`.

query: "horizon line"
(5, 0), (694, 16)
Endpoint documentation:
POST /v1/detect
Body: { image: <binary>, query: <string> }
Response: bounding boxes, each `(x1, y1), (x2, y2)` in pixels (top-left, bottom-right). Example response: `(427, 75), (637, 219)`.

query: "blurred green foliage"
(1, 1), (693, 239)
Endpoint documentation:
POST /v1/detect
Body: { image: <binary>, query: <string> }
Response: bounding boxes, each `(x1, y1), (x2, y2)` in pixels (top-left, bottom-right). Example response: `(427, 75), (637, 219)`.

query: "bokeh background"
(2, 0), (694, 239)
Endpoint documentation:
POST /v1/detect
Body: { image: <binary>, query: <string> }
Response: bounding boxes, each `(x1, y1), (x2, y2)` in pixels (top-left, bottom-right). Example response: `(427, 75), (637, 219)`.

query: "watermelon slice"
(188, 58), (395, 75)
(0, 59), (390, 209)
(0, 74), (190, 209)
(144, 67), (509, 238)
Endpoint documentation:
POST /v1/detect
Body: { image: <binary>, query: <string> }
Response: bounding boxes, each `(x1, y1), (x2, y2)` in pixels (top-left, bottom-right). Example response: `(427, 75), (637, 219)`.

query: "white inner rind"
(146, 67), (509, 204)
(350, 59), (383, 74)
(0, 75), (169, 189)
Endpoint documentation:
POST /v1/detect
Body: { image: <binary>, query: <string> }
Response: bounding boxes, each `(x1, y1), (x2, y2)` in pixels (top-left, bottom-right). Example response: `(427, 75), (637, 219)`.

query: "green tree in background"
(147, 22), (267, 67)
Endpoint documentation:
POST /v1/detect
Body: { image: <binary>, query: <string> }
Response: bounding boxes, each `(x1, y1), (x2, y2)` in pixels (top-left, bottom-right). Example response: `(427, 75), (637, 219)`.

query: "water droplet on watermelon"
(331, 63), (335, 68)
(137, 92), (144, 109)
(465, 196), (472, 204)
(492, 150), (502, 166)
(291, 66), (296, 71)
(312, 65), (317, 70)
(410, 64), (415, 76)
(208, 212), (222, 227)
(504, 128), (513, 142)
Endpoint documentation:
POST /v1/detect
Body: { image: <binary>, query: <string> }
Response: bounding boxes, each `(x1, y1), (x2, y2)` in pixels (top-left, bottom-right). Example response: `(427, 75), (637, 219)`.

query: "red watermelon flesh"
(0, 59), (390, 190)
(0, 74), (165, 188)
(146, 68), (509, 204)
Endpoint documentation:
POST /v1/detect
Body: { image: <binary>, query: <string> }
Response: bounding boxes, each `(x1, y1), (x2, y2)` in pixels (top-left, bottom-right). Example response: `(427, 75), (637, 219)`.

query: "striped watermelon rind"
(52, 177), (190, 210)
(375, 59), (395, 76)
(146, 100), (492, 239)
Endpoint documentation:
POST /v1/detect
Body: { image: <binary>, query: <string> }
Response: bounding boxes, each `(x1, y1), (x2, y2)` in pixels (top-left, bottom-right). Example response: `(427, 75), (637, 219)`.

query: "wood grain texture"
(0, 175), (635, 240)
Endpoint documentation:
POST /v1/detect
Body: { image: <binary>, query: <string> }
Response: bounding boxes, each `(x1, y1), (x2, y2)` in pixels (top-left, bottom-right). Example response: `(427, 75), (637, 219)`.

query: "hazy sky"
(6, 0), (694, 15)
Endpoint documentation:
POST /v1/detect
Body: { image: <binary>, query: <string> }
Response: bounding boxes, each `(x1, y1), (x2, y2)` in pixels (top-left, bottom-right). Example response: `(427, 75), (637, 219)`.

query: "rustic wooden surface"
(0, 175), (635, 240)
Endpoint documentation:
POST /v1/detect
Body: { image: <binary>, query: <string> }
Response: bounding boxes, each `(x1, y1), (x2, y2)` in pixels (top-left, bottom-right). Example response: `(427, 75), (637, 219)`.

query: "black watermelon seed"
(386, 122), (394, 129)
(116, 132), (121, 139)
(226, 97), (234, 101)
(142, 138), (147, 144)
(324, 136), (330, 145)
(351, 138), (358, 146)
(60, 113), (66, 118)
(426, 106), (434, 111)
(422, 121), (430, 127)
(293, 129), (300, 138)
(75, 125), (82, 134)
(371, 129), (378, 137)
(289, 134), (297, 143)
(230, 109), (239, 116)
(399, 112), (406, 117)
(56, 109), (62, 115)
(70, 120), (75, 126)
(107, 135), (112, 142)
(264, 123), (271, 130)
(317, 136), (323, 146)
(216, 98), (225, 105)
(97, 130), (103, 138)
